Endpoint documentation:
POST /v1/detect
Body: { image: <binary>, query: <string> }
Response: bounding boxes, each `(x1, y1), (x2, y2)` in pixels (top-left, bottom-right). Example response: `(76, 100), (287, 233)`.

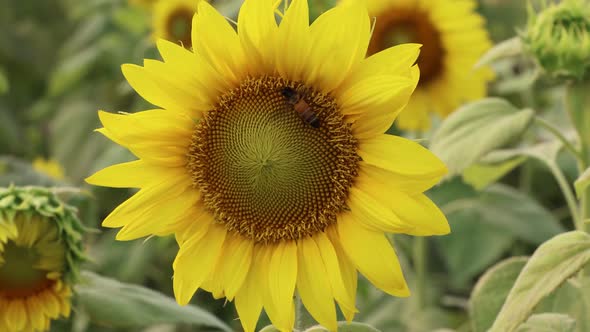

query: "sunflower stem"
(534, 116), (583, 164)
(413, 236), (427, 309)
(546, 161), (582, 230)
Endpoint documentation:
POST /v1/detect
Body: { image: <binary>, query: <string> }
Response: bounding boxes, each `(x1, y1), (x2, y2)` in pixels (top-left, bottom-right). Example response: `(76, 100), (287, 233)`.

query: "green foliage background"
(2, 0), (589, 331)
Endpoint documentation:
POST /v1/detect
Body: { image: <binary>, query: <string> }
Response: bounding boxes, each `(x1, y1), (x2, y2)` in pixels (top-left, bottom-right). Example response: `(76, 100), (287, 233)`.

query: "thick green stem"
(566, 81), (590, 233)
(546, 162), (582, 230)
(413, 237), (427, 309)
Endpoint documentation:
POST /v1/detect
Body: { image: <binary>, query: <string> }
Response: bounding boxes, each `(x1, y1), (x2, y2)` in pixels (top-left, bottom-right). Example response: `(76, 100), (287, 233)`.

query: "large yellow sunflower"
(365, 0), (493, 131)
(0, 187), (85, 332)
(152, 0), (202, 48)
(86, 0), (449, 331)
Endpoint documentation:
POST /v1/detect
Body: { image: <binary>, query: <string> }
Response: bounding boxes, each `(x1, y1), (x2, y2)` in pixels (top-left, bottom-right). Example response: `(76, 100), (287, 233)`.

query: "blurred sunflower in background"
(0, 187), (85, 332)
(32, 157), (65, 180)
(366, 0), (494, 131)
(87, 0), (449, 331)
(152, 0), (202, 48)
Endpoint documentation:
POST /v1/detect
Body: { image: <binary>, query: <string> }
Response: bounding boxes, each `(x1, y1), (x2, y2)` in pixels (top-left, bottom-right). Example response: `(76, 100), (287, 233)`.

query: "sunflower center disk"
(0, 242), (53, 298)
(188, 76), (359, 243)
(369, 8), (444, 85)
(166, 8), (193, 47)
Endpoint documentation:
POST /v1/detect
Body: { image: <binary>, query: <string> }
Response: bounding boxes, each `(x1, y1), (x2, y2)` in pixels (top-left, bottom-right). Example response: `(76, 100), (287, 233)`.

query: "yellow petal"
(339, 74), (415, 115)
(350, 66), (420, 139)
(347, 185), (408, 233)
(235, 247), (264, 332)
(6, 299), (26, 331)
(121, 64), (204, 116)
(297, 236), (337, 331)
(358, 134), (447, 188)
(352, 168), (450, 235)
(337, 214), (410, 297)
(173, 224), (226, 305)
(237, 0), (278, 75)
(314, 232), (357, 316)
(276, 0), (311, 82)
(85, 160), (168, 188)
(193, 1), (246, 85)
(388, 192), (450, 236)
(306, 1), (370, 92)
(344, 43), (421, 84)
(102, 173), (193, 230)
(267, 241), (297, 331)
(96, 110), (192, 167)
(326, 227), (358, 322)
(156, 39), (226, 106)
(220, 234), (254, 300)
(116, 188), (200, 240)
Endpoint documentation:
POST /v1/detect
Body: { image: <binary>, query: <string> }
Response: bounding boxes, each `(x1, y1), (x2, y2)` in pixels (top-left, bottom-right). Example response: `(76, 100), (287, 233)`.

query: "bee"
(281, 87), (320, 128)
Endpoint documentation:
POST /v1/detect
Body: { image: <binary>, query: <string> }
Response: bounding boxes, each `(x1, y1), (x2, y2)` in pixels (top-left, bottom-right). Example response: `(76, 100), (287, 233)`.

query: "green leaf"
(305, 322), (382, 332)
(463, 156), (526, 190)
(537, 278), (590, 332)
(470, 257), (529, 332)
(75, 271), (232, 331)
(490, 231), (590, 332)
(516, 313), (576, 332)
(48, 45), (102, 97)
(430, 98), (535, 176)
(574, 167), (590, 198)
(475, 37), (523, 69)
(444, 184), (564, 245)
(436, 208), (516, 287)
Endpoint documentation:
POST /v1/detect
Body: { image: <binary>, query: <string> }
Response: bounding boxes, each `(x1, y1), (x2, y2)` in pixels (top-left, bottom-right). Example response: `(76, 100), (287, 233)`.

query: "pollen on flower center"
(368, 8), (444, 85)
(187, 76), (360, 243)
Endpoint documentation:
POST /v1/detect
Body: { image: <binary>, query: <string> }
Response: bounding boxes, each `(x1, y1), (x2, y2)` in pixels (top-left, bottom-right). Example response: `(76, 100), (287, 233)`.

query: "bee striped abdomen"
(281, 87), (320, 128)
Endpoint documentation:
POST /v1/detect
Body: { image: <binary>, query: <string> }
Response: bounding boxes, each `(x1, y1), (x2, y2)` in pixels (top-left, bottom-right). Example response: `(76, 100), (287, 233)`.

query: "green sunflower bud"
(523, 0), (590, 81)
(0, 186), (86, 332)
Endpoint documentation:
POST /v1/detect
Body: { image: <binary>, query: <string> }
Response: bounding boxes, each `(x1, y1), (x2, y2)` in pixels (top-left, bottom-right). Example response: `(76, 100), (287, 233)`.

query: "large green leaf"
(443, 184), (564, 245)
(516, 313), (576, 332)
(490, 231), (590, 332)
(75, 271), (232, 331)
(469, 257), (529, 332)
(436, 208), (516, 288)
(463, 156), (527, 190)
(430, 98), (535, 176)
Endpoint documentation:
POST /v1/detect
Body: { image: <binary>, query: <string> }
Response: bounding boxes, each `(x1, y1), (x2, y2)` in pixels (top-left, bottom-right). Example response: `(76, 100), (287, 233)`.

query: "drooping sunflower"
(86, 0), (449, 331)
(365, 0), (493, 131)
(0, 187), (85, 332)
(152, 0), (202, 48)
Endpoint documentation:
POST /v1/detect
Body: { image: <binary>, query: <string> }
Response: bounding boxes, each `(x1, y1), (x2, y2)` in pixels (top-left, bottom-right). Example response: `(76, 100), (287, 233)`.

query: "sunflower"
(0, 187), (85, 332)
(365, 0), (493, 131)
(152, 0), (202, 48)
(86, 0), (449, 331)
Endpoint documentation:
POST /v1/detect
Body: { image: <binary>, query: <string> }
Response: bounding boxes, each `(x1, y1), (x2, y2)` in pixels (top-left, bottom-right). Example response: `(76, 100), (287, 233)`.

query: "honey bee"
(281, 87), (320, 128)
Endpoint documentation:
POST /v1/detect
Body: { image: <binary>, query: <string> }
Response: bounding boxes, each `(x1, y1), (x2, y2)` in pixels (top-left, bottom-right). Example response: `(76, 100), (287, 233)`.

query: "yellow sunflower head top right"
(361, 0), (494, 131)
